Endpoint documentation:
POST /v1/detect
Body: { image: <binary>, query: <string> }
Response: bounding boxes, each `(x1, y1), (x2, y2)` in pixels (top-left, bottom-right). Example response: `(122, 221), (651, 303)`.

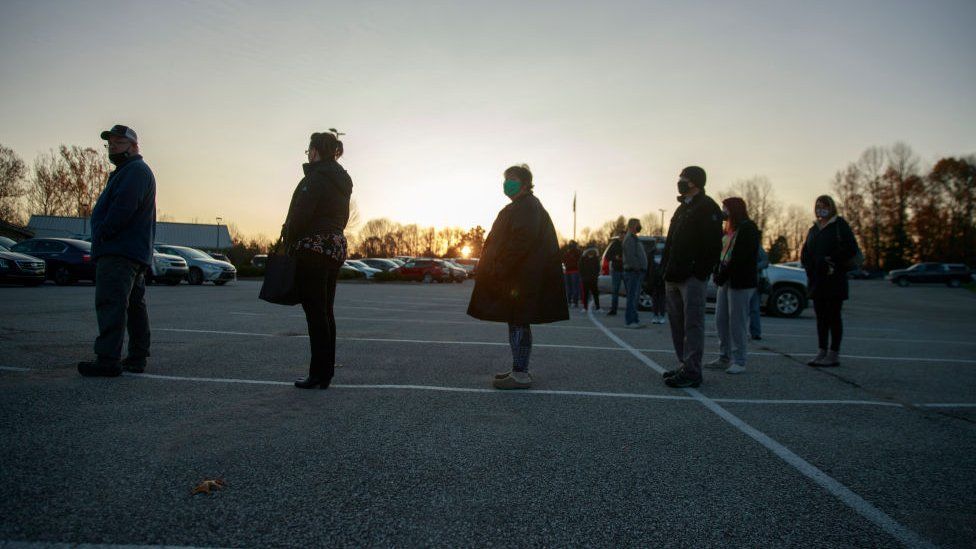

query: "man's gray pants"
(715, 285), (755, 366)
(666, 277), (707, 379)
(94, 255), (150, 361)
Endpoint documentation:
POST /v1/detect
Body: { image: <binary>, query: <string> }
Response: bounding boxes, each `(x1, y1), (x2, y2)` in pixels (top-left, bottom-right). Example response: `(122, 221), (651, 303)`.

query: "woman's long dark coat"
(801, 216), (859, 301)
(467, 193), (570, 325)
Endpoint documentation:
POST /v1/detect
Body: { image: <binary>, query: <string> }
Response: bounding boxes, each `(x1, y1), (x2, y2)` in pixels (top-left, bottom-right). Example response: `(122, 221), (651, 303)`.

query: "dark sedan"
(10, 238), (96, 285)
(0, 244), (46, 286)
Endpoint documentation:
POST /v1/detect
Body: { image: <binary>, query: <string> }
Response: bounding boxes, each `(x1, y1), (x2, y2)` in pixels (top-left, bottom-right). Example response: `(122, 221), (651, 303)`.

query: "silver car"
(154, 244), (236, 285)
(149, 252), (188, 285)
(706, 264), (809, 318)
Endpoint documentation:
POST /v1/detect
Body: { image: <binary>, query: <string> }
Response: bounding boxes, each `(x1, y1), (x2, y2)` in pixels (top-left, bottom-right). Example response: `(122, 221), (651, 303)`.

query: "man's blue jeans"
(749, 289), (762, 338)
(624, 270), (645, 325)
(609, 270), (623, 311)
(565, 272), (581, 305)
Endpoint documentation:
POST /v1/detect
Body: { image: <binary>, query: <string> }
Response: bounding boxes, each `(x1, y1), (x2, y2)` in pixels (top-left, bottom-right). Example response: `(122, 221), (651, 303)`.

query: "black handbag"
(259, 240), (300, 305)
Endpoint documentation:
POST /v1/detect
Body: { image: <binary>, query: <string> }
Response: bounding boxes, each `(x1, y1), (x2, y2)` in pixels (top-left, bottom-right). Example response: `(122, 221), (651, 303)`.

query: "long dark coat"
(801, 217), (859, 300)
(467, 193), (569, 325)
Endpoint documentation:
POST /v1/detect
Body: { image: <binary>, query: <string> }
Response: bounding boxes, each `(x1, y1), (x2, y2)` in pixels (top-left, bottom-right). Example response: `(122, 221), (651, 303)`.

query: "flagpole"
(572, 192), (577, 241)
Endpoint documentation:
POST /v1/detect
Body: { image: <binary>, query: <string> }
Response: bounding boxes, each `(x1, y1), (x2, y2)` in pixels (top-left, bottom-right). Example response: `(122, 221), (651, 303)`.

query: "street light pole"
(215, 216), (222, 249)
(658, 209), (666, 235)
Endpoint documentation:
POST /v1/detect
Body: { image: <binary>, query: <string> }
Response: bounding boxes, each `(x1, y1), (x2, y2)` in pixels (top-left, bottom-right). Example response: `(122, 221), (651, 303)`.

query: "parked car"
(251, 254), (268, 268)
(153, 244), (236, 285)
(395, 258), (452, 283)
(209, 252), (231, 263)
(438, 259), (468, 282)
(10, 238), (95, 285)
(777, 261), (802, 269)
(344, 260), (382, 279)
(360, 258), (401, 272)
(0, 236), (18, 248)
(887, 262), (973, 287)
(148, 252), (188, 285)
(453, 258), (479, 276)
(0, 244), (46, 286)
(596, 236), (664, 311)
(389, 258), (406, 267)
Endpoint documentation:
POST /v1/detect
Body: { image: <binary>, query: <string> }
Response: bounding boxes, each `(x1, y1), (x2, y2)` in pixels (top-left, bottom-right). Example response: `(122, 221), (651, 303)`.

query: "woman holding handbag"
(706, 197), (759, 374)
(801, 194), (859, 367)
(283, 131), (353, 389)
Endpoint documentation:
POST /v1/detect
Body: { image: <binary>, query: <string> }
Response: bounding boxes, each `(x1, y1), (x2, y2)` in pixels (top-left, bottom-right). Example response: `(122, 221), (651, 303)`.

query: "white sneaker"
(725, 364), (746, 374)
(705, 357), (730, 369)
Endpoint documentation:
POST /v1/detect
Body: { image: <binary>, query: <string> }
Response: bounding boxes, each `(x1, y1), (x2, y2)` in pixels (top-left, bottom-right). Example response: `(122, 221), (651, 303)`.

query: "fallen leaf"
(192, 478), (226, 495)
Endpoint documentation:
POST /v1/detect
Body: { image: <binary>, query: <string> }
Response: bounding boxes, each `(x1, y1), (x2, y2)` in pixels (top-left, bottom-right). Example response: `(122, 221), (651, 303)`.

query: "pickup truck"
(887, 263), (973, 287)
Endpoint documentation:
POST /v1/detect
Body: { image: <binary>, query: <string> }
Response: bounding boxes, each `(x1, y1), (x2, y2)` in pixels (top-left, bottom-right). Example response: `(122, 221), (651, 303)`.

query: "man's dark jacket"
(467, 193), (569, 325)
(801, 217), (858, 300)
(661, 192), (723, 282)
(90, 155), (156, 266)
(605, 238), (623, 271)
(284, 160), (353, 247)
(715, 219), (760, 289)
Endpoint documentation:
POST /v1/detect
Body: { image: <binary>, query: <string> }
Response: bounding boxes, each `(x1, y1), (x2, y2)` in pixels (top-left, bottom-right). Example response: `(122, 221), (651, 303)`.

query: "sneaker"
(806, 349), (827, 366)
(494, 370), (513, 380)
(625, 322), (646, 329)
(605, 310), (617, 316)
(493, 371), (533, 390)
(725, 364), (746, 374)
(705, 357), (731, 369)
(77, 359), (122, 377)
(664, 371), (702, 388)
(661, 369), (680, 379)
(121, 356), (147, 373)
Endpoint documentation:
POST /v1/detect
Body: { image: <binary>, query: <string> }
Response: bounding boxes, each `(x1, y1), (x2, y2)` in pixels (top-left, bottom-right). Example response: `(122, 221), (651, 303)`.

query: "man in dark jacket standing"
(604, 230), (625, 315)
(78, 125), (156, 377)
(660, 166), (723, 388)
(468, 164), (569, 389)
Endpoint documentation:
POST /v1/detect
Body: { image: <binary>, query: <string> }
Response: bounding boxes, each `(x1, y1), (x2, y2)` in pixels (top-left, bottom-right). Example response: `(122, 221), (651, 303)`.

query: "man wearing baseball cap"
(78, 125), (157, 377)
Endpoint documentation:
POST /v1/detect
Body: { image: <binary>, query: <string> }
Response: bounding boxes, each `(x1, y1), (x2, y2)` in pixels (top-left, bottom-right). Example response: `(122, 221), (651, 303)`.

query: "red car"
(395, 258), (452, 283)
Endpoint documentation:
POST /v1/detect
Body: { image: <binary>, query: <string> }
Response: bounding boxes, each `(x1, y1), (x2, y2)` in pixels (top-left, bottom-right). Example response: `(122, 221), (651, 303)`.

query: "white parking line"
(586, 309), (934, 549)
(0, 366), (32, 372)
(157, 328), (976, 364)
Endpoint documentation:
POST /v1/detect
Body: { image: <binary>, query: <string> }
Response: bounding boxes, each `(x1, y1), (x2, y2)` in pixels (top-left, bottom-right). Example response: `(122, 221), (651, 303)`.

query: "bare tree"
(0, 144), (27, 224)
(59, 145), (110, 217)
(28, 149), (72, 216)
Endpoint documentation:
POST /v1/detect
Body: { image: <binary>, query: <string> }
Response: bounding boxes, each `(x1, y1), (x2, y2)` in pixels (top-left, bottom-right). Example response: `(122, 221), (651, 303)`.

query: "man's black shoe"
(78, 359), (122, 377)
(295, 376), (331, 389)
(664, 372), (702, 388)
(121, 357), (147, 373)
(605, 310), (617, 316)
(751, 334), (762, 341)
(662, 369), (680, 379)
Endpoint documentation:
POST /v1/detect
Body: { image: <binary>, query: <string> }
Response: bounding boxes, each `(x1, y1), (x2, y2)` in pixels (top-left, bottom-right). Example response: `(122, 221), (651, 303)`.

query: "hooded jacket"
(283, 159), (353, 247)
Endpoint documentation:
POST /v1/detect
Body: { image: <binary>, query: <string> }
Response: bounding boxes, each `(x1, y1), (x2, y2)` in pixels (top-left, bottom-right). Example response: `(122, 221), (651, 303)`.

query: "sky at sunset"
(1, 0), (974, 240)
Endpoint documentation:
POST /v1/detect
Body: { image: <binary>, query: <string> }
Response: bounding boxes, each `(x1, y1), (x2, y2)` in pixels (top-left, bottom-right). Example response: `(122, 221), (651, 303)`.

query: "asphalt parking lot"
(1, 279), (974, 548)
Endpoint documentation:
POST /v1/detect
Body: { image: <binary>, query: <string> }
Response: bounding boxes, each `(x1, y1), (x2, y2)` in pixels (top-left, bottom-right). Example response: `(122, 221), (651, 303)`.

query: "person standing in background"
(604, 229), (625, 316)
(750, 246), (769, 340)
(622, 218), (648, 328)
(579, 247), (601, 312)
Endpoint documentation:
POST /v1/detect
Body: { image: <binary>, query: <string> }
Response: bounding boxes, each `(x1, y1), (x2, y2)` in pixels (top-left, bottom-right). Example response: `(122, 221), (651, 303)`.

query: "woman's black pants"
(813, 298), (844, 352)
(296, 251), (340, 380)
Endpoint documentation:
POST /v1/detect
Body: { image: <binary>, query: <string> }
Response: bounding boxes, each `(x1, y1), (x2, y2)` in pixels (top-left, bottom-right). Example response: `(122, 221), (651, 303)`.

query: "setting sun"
(461, 245), (472, 258)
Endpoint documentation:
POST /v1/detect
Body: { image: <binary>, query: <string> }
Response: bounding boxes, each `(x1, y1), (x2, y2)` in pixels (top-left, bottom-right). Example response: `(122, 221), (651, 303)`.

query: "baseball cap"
(100, 124), (138, 143)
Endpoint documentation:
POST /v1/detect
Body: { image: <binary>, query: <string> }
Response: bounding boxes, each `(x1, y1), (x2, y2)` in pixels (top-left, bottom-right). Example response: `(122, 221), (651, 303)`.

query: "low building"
(26, 215), (232, 250)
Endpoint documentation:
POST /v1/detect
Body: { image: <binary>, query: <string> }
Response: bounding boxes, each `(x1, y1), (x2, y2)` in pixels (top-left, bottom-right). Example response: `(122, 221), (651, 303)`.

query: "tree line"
(2, 142), (972, 269)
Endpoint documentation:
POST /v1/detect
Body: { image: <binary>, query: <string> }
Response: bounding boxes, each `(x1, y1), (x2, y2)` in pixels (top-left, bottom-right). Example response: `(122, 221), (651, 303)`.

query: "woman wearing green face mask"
(467, 164), (569, 389)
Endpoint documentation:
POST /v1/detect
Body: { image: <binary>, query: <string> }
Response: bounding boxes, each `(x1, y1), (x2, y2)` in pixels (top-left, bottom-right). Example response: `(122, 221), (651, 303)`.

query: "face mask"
(677, 179), (691, 195)
(816, 208), (831, 219)
(108, 150), (131, 166)
(635, 225), (642, 233)
(503, 179), (522, 197)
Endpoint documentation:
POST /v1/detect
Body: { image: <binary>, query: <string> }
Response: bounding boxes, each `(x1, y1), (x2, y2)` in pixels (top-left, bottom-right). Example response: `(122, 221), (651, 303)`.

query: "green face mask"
(503, 179), (522, 197)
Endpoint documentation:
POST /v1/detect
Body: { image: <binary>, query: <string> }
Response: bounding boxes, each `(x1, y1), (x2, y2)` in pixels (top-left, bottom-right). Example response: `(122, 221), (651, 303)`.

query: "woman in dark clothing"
(801, 194), (859, 367)
(706, 197), (760, 374)
(579, 247), (601, 311)
(467, 164), (569, 390)
(647, 242), (666, 324)
(283, 131), (353, 389)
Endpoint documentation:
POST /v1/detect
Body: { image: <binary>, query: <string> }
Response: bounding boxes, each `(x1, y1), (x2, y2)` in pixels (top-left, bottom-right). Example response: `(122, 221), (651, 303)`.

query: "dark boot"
(78, 358), (123, 377)
(294, 376), (325, 389)
(122, 356), (147, 373)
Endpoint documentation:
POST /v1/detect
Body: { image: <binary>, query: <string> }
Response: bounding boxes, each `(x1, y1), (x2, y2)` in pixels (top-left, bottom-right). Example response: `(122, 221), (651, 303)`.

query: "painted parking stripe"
(0, 366), (31, 372)
(586, 308), (934, 549)
(156, 328), (976, 364)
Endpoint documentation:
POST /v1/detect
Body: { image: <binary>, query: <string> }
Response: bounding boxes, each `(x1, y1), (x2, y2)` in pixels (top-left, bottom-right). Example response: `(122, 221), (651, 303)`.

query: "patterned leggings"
(508, 324), (533, 372)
